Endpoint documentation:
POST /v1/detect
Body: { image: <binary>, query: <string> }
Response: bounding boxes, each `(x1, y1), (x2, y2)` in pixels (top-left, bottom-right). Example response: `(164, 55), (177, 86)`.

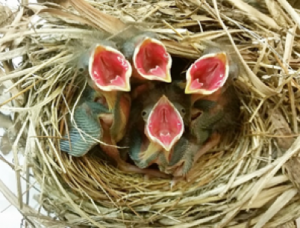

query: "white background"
(0, 2), (36, 228)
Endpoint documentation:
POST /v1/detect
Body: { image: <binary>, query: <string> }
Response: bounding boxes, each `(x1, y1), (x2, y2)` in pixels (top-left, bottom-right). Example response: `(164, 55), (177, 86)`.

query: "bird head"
(89, 44), (132, 91)
(133, 37), (172, 83)
(143, 95), (184, 161)
(185, 52), (229, 95)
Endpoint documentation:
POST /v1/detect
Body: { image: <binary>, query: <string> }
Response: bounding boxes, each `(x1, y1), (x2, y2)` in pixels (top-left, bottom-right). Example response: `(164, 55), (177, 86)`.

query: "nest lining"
(1, 0), (300, 227)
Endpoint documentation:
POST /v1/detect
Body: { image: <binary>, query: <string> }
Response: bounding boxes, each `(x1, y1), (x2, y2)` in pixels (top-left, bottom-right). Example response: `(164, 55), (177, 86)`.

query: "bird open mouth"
(133, 38), (172, 82)
(89, 45), (132, 91)
(185, 52), (229, 94)
(145, 95), (184, 153)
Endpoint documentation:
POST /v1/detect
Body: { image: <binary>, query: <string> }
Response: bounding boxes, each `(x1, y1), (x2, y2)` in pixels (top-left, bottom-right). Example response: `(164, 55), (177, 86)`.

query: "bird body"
(125, 82), (192, 172)
(60, 87), (110, 157)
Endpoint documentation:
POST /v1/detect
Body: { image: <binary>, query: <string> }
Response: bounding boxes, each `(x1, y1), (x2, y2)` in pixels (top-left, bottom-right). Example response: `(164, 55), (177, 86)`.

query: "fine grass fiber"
(1, 0), (300, 227)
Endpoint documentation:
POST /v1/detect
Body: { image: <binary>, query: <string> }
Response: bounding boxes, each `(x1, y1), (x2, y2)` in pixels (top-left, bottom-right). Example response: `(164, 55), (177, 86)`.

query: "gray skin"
(123, 83), (240, 177)
(60, 87), (110, 157)
(117, 31), (158, 61)
(124, 82), (192, 170)
(159, 132), (200, 176)
(166, 52), (240, 176)
(163, 84), (240, 177)
(191, 84), (240, 143)
(189, 46), (241, 146)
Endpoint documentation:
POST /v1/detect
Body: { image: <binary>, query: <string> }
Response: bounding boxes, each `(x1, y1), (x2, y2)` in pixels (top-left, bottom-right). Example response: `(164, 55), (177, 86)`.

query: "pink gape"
(145, 95), (184, 157)
(89, 45), (132, 91)
(185, 52), (229, 95)
(133, 38), (172, 82)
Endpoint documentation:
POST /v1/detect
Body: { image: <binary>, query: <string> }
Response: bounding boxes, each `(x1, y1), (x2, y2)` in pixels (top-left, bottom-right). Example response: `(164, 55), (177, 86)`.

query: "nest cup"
(1, 0), (300, 227)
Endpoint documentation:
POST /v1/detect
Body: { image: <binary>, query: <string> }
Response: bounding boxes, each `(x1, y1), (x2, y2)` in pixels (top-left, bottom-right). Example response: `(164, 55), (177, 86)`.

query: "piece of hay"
(1, 0), (300, 227)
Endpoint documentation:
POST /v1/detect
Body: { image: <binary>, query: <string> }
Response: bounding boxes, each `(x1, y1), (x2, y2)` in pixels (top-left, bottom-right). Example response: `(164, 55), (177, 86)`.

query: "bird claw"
(169, 175), (190, 189)
(118, 161), (170, 178)
(193, 132), (221, 165)
(143, 170), (170, 180)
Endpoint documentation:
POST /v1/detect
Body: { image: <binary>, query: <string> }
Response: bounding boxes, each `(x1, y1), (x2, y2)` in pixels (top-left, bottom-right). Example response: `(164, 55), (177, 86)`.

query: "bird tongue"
(110, 75), (124, 85)
(186, 52), (228, 94)
(158, 117), (172, 147)
(90, 45), (131, 91)
(146, 95), (184, 152)
(134, 38), (171, 82)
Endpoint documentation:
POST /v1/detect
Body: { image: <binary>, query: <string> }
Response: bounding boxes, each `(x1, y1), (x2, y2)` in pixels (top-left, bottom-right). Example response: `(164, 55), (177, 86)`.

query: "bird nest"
(1, 0), (300, 227)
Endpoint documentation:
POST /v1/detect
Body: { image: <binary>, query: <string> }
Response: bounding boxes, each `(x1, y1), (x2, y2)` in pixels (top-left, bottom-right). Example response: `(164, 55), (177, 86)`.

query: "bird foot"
(169, 133), (222, 189)
(118, 162), (170, 178)
(169, 175), (190, 189)
(193, 132), (221, 165)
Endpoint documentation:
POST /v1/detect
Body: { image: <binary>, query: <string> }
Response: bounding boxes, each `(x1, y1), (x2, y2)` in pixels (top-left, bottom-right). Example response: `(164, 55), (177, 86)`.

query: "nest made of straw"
(1, 0), (300, 227)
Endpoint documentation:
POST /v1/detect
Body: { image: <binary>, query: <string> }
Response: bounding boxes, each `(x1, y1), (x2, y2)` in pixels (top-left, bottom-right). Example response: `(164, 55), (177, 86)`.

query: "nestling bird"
(85, 43), (150, 173)
(60, 86), (110, 157)
(88, 43), (132, 92)
(158, 132), (199, 176)
(121, 33), (172, 83)
(185, 51), (228, 95)
(62, 41), (131, 161)
(191, 86), (240, 139)
(125, 82), (191, 172)
(72, 40), (133, 144)
(183, 47), (241, 176)
(126, 82), (219, 177)
(184, 46), (240, 140)
(150, 46), (240, 178)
